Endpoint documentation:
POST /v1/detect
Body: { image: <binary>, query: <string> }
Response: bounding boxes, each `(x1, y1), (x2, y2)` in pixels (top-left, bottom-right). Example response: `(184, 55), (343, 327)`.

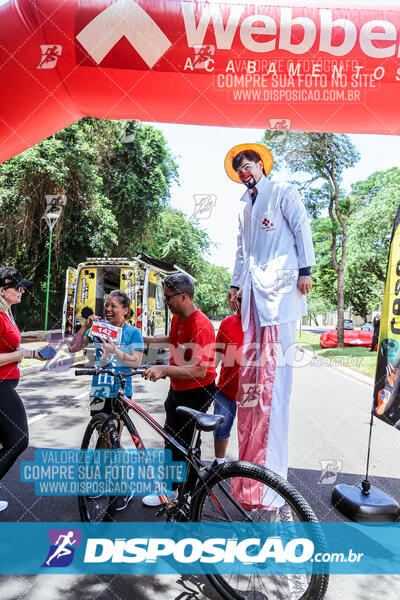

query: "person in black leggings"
(0, 267), (48, 512)
(0, 379), (29, 479)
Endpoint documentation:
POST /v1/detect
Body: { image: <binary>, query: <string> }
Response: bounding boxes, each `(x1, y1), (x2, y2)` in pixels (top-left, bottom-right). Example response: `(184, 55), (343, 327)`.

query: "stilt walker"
(225, 144), (316, 508)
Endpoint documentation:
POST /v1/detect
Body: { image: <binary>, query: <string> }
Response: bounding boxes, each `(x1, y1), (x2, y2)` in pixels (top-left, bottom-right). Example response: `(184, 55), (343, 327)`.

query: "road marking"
(74, 391), (89, 400)
(28, 413), (48, 425)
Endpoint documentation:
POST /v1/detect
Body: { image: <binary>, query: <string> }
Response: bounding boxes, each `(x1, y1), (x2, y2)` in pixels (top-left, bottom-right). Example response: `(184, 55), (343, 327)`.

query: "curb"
(20, 329), (62, 342)
(296, 345), (374, 387)
(21, 353), (84, 377)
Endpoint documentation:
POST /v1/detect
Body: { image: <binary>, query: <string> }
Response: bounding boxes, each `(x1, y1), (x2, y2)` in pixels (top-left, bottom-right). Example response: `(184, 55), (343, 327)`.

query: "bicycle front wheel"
(190, 461), (328, 600)
(78, 412), (120, 523)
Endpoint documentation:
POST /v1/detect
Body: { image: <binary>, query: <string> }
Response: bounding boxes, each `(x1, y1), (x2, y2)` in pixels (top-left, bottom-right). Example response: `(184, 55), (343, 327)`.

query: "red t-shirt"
(0, 311), (21, 380)
(169, 309), (217, 391)
(216, 313), (244, 402)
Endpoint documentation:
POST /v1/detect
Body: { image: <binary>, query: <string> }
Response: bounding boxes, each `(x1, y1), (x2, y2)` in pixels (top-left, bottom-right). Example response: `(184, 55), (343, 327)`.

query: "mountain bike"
(75, 367), (329, 600)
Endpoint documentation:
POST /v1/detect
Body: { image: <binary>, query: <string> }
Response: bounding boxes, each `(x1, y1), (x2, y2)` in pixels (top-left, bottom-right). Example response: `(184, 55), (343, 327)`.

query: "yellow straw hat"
(224, 143), (273, 183)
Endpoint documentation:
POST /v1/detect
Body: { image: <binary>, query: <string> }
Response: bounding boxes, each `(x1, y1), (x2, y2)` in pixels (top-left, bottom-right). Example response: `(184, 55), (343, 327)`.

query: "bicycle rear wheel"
(190, 461), (328, 600)
(78, 412), (120, 522)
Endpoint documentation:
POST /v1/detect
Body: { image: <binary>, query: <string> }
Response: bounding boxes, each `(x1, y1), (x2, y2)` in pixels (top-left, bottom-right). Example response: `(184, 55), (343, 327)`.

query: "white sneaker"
(142, 489), (177, 507)
(0, 500), (8, 512)
(115, 494), (133, 511)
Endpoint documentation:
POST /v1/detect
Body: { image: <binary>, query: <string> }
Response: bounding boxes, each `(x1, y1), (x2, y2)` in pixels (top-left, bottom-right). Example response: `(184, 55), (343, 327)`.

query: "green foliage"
(139, 204), (231, 318)
(0, 118), (178, 329)
(347, 167), (400, 283)
(262, 130), (360, 345)
(101, 122), (178, 255)
(309, 218), (338, 309)
(142, 206), (211, 277)
(344, 167), (400, 317)
(195, 263), (232, 319)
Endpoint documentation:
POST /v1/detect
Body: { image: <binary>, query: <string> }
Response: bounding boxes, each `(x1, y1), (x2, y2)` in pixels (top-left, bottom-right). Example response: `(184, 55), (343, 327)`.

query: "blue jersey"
(85, 323), (144, 399)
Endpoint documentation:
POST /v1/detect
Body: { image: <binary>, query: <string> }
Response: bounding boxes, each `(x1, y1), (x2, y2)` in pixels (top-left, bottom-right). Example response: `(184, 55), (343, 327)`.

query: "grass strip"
(296, 330), (377, 379)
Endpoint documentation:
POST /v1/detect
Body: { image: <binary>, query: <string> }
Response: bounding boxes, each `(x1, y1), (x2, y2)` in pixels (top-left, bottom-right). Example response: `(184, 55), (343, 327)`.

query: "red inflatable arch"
(1, 0), (400, 163)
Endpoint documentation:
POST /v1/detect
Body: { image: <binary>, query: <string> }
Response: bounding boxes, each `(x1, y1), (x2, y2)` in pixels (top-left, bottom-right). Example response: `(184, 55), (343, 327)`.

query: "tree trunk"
(337, 267), (345, 348)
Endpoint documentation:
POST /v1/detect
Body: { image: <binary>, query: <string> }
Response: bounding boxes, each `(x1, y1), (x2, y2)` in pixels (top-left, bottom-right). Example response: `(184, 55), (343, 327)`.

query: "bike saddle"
(176, 406), (225, 431)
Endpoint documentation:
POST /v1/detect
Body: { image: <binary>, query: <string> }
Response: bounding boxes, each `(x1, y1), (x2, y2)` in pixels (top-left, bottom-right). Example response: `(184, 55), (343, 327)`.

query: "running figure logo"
(239, 384), (263, 408)
(42, 529), (82, 567)
(192, 45), (215, 70)
(190, 194), (217, 219)
(37, 45), (62, 69)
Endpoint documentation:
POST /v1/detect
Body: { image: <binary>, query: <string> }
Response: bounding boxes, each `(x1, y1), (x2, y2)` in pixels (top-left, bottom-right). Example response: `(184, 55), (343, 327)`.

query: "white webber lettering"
(76, 0), (172, 68)
(319, 9), (357, 57)
(359, 20), (397, 58)
(239, 15), (276, 53)
(77, 2), (400, 65)
(279, 7), (316, 54)
(181, 5), (400, 59)
(181, 3), (244, 49)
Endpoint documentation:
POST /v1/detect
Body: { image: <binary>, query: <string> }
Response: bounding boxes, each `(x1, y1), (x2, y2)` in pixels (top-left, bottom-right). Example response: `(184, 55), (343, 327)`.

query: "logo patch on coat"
(262, 217), (275, 232)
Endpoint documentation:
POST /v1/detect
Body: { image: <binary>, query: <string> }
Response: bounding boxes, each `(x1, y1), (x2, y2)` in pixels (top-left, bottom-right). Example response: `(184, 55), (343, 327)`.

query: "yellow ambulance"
(62, 253), (191, 341)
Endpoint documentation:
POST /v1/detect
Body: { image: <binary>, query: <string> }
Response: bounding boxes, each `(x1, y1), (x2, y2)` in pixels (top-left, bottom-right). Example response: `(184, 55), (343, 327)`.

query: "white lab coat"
(231, 176), (316, 331)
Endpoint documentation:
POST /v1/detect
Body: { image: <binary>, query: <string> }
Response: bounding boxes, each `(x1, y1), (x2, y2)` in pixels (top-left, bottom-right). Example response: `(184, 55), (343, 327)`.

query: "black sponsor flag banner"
(373, 205), (400, 428)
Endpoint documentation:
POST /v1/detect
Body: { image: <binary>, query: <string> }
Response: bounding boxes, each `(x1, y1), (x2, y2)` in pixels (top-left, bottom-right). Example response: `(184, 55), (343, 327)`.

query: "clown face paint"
(235, 158), (264, 188)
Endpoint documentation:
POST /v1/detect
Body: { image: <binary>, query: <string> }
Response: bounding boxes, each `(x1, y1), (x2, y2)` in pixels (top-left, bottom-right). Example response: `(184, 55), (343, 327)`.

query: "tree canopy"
(0, 118), (234, 328)
(344, 167), (400, 319)
(263, 131), (360, 345)
(0, 119), (178, 329)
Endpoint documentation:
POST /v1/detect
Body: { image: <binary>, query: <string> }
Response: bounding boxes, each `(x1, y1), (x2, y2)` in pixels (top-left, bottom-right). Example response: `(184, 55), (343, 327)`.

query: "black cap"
(0, 266), (33, 289)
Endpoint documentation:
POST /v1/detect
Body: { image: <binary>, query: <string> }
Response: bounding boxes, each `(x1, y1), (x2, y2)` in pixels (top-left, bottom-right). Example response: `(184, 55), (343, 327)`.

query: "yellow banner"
(373, 208), (400, 428)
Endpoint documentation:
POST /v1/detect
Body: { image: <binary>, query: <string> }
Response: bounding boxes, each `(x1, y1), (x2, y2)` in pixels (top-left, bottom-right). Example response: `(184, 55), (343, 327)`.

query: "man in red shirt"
(213, 301), (243, 463)
(142, 273), (217, 506)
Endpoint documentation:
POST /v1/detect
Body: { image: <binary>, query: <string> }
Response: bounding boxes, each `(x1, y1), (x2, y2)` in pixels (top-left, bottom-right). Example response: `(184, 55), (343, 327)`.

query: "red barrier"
(1, 0), (400, 162)
(320, 329), (374, 349)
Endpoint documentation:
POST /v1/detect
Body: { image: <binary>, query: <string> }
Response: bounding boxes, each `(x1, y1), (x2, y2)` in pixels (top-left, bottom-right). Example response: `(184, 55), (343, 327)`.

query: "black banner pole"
(332, 206), (400, 521)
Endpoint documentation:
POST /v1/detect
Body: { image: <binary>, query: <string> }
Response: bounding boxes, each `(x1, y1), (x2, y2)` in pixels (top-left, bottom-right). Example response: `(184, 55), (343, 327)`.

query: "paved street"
(1, 358), (400, 598)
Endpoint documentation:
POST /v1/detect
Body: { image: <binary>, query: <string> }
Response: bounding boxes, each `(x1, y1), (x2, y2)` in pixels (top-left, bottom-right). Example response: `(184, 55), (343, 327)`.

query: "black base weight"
(332, 483), (400, 522)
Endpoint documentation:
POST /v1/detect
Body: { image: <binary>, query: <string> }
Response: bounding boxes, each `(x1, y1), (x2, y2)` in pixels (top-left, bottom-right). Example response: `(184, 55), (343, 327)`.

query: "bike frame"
(79, 367), (251, 521)
(114, 392), (251, 521)
(111, 388), (209, 509)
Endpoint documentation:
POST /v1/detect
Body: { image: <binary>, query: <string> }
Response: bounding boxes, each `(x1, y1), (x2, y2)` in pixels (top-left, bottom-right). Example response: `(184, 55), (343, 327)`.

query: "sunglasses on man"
(164, 292), (182, 302)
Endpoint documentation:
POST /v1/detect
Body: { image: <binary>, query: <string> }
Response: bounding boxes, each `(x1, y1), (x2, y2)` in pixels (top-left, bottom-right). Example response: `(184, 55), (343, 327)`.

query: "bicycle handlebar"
(74, 369), (96, 376)
(74, 367), (149, 378)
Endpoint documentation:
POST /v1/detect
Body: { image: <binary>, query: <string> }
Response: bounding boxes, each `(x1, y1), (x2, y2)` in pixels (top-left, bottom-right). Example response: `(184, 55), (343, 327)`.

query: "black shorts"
(164, 381), (216, 489)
